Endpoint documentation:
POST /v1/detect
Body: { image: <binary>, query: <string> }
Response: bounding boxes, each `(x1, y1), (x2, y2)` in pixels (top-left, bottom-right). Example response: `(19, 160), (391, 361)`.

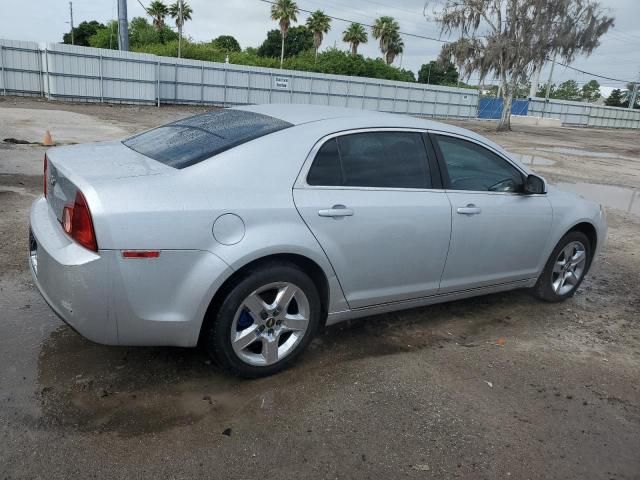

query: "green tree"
(257, 26), (312, 58)
(384, 32), (404, 65)
(63, 20), (105, 46)
(552, 80), (582, 101)
(270, 0), (299, 68)
(306, 10), (331, 60)
(88, 21), (120, 49)
(418, 60), (459, 85)
(435, 0), (613, 131)
(147, 1), (169, 30)
(211, 35), (241, 53)
(372, 16), (400, 62)
(342, 23), (368, 57)
(580, 79), (601, 102)
(128, 16), (177, 46)
(168, 1), (193, 36)
(605, 88), (623, 107)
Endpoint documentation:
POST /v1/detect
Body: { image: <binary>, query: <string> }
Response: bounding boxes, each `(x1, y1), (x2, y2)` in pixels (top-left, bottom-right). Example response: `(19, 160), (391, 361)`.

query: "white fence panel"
(528, 97), (640, 129)
(2, 38), (638, 128)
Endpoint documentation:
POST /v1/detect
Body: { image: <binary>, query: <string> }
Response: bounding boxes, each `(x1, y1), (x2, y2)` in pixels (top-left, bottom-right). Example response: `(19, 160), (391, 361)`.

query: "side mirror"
(524, 174), (546, 194)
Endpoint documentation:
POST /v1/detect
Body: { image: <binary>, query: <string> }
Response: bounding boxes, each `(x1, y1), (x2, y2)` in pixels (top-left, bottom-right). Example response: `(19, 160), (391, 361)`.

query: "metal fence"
(0, 39), (478, 118)
(528, 97), (640, 129)
(2, 39), (639, 129)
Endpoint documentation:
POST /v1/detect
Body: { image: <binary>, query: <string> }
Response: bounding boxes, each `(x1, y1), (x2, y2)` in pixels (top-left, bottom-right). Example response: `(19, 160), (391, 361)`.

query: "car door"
(293, 129), (452, 309)
(429, 133), (553, 293)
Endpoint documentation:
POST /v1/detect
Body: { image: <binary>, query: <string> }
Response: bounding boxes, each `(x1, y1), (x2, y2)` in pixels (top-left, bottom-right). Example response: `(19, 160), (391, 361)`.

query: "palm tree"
(147, 1), (169, 30)
(372, 16), (400, 61)
(168, 1), (193, 58)
(168, 1), (193, 30)
(342, 23), (368, 56)
(385, 32), (404, 65)
(270, 0), (299, 68)
(306, 10), (331, 61)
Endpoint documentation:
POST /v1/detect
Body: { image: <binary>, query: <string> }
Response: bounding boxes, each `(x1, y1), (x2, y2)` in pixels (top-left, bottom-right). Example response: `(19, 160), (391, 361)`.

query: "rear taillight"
(61, 190), (98, 252)
(43, 154), (48, 197)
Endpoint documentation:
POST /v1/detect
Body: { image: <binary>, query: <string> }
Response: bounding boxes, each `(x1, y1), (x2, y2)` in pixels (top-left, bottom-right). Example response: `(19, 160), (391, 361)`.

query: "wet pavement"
(1, 98), (639, 479)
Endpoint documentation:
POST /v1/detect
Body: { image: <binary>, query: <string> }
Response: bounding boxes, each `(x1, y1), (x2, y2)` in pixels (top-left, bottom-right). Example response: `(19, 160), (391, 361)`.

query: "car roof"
(233, 103), (480, 138)
(232, 104), (517, 163)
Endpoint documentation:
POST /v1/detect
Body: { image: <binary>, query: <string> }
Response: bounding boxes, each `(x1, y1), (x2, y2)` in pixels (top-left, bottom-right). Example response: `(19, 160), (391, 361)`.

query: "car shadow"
(35, 289), (542, 436)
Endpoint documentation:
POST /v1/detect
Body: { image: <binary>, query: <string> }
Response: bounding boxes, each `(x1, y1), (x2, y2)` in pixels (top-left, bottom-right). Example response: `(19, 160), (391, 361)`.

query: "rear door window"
(123, 109), (292, 169)
(307, 131), (431, 189)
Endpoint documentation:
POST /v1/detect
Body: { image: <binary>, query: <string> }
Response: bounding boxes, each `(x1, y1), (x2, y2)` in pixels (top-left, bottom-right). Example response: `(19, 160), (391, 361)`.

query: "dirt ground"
(0, 96), (639, 480)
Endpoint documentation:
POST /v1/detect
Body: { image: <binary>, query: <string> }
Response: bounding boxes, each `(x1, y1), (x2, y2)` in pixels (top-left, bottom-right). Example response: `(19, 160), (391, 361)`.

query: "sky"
(1, 0), (638, 96)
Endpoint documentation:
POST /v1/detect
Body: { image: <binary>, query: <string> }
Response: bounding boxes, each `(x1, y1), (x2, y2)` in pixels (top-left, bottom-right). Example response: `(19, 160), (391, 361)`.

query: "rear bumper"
(29, 197), (116, 344)
(29, 197), (233, 347)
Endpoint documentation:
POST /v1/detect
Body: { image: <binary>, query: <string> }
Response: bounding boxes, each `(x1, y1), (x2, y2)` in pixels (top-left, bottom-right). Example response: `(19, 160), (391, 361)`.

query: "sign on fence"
(273, 76), (290, 90)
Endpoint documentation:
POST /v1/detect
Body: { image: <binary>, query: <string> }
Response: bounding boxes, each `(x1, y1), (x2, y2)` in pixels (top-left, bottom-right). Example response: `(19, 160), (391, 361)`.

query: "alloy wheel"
(230, 282), (310, 366)
(551, 240), (587, 296)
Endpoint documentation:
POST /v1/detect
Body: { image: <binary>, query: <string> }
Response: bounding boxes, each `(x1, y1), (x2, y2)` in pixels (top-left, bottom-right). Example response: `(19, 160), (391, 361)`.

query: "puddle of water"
(511, 153), (556, 166)
(554, 182), (640, 217)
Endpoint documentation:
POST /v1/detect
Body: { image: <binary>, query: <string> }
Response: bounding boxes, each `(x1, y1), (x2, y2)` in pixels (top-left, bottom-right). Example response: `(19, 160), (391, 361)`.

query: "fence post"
(289, 73), (293, 104)
(99, 53), (103, 103)
(327, 79), (332, 106)
(346, 79), (350, 108)
(200, 64), (204, 104)
(223, 64), (228, 107)
(392, 85), (398, 112)
(156, 59), (160, 107)
(0, 45), (6, 96)
(308, 76), (313, 105)
(361, 82), (366, 109)
(269, 71), (273, 103)
(420, 87), (427, 116)
(37, 46), (45, 97)
(376, 82), (382, 111)
(0, 46), (8, 97)
(248, 70), (252, 105)
(44, 48), (51, 100)
(174, 60), (178, 103)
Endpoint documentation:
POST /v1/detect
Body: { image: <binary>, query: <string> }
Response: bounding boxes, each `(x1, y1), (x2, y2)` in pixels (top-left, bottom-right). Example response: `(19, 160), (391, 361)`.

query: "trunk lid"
(45, 140), (172, 222)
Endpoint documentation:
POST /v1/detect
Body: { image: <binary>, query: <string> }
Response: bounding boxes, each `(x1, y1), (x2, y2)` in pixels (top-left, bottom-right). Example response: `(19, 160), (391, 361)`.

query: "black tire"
(206, 261), (321, 378)
(533, 231), (592, 302)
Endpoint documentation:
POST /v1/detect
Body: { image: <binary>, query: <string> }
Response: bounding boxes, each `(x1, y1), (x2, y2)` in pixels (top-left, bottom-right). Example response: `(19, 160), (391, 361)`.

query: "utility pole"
(628, 72), (639, 110)
(544, 53), (557, 101)
(177, 0), (183, 58)
(529, 61), (542, 98)
(117, 0), (129, 51)
(69, 2), (74, 45)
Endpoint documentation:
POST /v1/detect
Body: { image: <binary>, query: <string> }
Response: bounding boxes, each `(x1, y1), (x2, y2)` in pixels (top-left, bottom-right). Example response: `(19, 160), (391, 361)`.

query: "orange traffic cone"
(43, 129), (54, 146)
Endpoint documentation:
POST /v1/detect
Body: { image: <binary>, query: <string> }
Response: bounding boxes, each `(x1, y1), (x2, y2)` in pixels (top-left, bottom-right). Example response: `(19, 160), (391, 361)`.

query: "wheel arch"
(197, 253), (331, 345)
(567, 221), (597, 254)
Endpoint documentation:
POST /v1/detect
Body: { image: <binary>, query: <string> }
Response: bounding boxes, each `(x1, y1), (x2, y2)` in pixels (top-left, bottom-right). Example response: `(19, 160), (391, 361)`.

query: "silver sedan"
(29, 105), (607, 377)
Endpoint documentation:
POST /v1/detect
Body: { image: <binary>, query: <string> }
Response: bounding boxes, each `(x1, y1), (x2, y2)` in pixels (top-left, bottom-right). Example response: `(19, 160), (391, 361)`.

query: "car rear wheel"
(207, 262), (321, 378)
(533, 231), (591, 302)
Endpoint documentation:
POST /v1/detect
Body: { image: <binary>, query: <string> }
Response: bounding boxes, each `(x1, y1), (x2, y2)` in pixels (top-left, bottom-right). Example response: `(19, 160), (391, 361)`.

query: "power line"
(550, 59), (634, 84)
(259, 0), (449, 44)
(260, 0), (636, 83)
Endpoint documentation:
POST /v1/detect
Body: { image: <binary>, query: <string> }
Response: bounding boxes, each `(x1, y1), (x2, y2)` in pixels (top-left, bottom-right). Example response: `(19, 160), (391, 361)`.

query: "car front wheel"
(207, 262), (321, 378)
(534, 231), (592, 302)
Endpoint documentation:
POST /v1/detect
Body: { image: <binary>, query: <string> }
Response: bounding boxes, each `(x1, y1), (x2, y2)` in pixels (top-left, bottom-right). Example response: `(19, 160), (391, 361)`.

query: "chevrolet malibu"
(29, 104), (607, 377)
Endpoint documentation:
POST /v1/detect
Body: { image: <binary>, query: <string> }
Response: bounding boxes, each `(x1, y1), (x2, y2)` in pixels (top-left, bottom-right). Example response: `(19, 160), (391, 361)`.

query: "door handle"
(318, 205), (354, 218)
(456, 204), (482, 215)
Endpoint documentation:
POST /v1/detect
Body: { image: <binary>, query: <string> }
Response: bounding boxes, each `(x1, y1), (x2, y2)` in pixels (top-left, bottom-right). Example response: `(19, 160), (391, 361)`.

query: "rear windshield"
(122, 109), (292, 169)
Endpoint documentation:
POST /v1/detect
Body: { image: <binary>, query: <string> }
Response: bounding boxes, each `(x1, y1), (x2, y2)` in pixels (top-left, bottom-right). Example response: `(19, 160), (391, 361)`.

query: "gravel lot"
(1, 96), (639, 479)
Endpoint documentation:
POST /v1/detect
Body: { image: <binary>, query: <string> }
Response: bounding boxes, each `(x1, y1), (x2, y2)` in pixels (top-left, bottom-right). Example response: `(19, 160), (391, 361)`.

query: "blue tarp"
(478, 98), (529, 119)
